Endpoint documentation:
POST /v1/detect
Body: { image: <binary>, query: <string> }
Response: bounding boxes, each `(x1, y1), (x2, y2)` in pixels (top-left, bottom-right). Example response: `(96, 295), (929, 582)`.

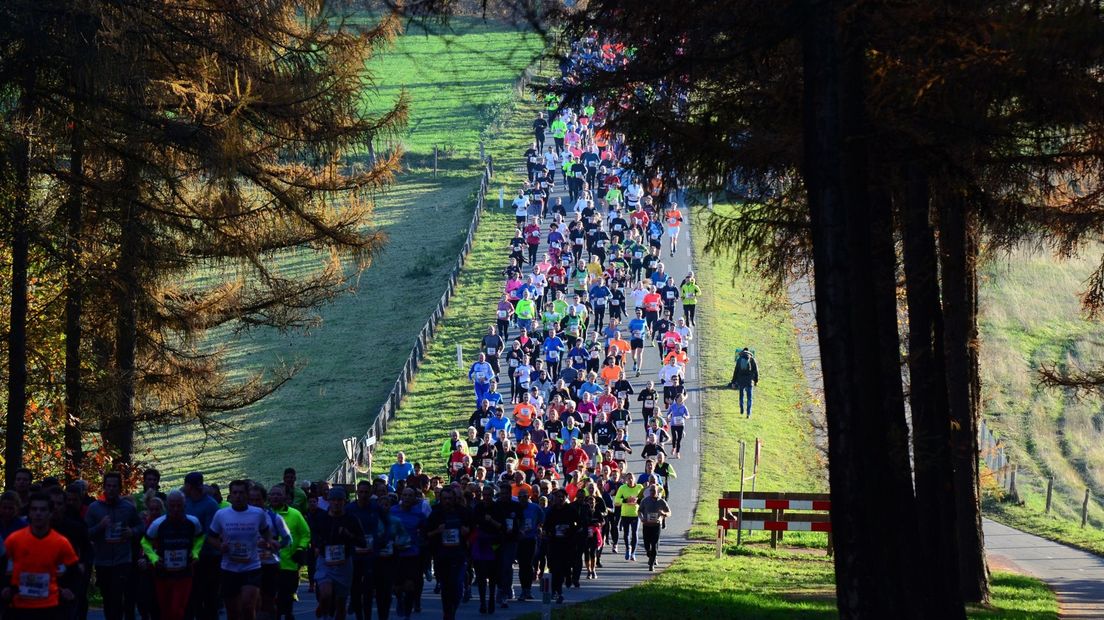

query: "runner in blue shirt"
(542, 329), (566, 380)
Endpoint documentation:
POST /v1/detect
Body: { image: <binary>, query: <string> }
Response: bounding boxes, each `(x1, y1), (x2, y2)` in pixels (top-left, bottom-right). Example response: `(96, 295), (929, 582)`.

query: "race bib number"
(509, 359), (519, 368)
(105, 523), (124, 543)
(505, 518), (514, 532)
(497, 310), (508, 319)
(379, 542), (394, 557)
(594, 297), (606, 306)
(632, 330), (642, 338)
(452, 461), (463, 472)
(666, 292), (675, 299)
(524, 518), (534, 532)
(574, 237), (584, 245)
(325, 545), (346, 566)
(483, 459), (494, 469)
(643, 512), (657, 524)
(615, 420), (625, 429)
(18, 572), (49, 599)
(614, 451), (626, 460)
(480, 417), (490, 427)
(442, 529), (461, 547)
(164, 549), (188, 571)
(548, 351), (560, 360)
(596, 240), (605, 248)
(486, 347), (496, 355)
(673, 416), (685, 426)
(645, 399), (655, 408)
(521, 457), (533, 467)
(555, 524), (569, 538)
(229, 541), (251, 563)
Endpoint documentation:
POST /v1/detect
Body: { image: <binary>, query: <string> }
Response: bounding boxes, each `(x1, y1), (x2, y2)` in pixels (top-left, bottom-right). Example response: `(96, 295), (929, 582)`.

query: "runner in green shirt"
(550, 118), (568, 155)
(613, 474), (643, 561)
(680, 274), (701, 327)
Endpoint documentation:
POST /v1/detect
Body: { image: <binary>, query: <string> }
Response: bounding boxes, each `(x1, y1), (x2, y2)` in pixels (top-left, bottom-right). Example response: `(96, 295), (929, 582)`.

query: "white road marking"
(694, 438), (700, 453)
(688, 365), (696, 380)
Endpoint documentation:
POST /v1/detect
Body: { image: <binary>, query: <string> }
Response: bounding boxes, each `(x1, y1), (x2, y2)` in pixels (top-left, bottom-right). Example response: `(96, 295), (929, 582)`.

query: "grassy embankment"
(138, 16), (543, 485)
(977, 245), (1104, 556)
(532, 204), (1058, 619)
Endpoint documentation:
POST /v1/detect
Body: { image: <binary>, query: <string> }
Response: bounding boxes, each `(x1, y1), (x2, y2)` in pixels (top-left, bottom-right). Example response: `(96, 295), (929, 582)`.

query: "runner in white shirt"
(208, 480), (273, 620)
(513, 190), (531, 226)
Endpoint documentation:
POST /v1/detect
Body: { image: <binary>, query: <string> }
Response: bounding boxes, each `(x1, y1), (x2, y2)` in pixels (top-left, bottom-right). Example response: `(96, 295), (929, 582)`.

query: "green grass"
(977, 245), (1104, 551)
(369, 76), (542, 474)
(517, 545), (1056, 620)
(137, 16), (543, 486)
(689, 203), (825, 540)
(538, 203), (1057, 618)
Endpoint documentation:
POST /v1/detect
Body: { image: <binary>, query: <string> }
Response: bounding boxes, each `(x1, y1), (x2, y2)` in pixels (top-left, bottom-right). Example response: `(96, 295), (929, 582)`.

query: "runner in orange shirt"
(663, 347), (690, 368)
(597, 385), (620, 418)
(608, 332), (631, 364)
(665, 202), (684, 257)
(599, 359), (623, 387)
(513, 394), (538, 442)
(516, 435), (538, 479)
(2, 493), (81, 615)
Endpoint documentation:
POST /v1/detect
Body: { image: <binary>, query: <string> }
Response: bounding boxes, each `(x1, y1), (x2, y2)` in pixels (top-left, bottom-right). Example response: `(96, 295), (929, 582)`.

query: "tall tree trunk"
(5, 124), (31, 487)
(902, 164), (965, 617)
(939, 191), (989, 602)
(63, 125), (85, 474)
(801, 3), (927, 617)
(110, 185), (141, 465)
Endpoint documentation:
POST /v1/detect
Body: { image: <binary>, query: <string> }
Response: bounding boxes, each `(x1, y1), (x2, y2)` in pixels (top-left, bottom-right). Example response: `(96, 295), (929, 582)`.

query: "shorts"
(315, 557), (354, 591)
(666, 227), (679, 238)
(630, 338), (644, 350)
(220, 568), (262, 599)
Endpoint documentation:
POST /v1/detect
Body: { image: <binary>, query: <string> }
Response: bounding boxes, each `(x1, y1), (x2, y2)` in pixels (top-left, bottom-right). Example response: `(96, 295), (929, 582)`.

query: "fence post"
(1009, 465), (1018, 501)
(1083, 488), (1091, 528)
(480, 141), (485, 162)
(736, 441), (746, 547)
(457, 344), (464, 369)
(433, 144), (438, 177)
(1045, 478), (1053, 514)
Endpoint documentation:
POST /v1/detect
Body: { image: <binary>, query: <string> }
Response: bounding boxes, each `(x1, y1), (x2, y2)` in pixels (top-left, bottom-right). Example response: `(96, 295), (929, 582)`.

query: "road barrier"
(716, 491), (833, 557)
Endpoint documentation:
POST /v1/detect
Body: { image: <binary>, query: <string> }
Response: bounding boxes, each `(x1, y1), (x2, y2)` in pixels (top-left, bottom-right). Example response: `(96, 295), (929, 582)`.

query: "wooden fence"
(326, 157), (494, 484)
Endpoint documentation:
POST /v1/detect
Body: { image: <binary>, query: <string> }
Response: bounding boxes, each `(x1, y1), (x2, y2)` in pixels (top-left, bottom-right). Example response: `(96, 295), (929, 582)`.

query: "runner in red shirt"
(561, 438), (589, 477)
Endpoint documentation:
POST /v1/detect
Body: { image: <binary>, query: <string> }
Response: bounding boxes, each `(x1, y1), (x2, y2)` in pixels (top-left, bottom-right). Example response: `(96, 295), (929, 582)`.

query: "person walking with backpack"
(730, 348), (760, 418)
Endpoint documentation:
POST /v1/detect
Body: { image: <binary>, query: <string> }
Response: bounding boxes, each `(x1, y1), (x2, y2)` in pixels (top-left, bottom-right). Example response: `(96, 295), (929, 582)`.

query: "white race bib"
(480, 417), (490, 427)
(497, 310), (508, 319)
(164, 549), (188, 571)
(325, 545), (346, 566)
(555, 524), (569, 538)
(442, 529), (461, 547)
(614, 451), (626, 460)
(486, 347), (497, 355)
(18, 572), (50, 599)
(229, 541), (251, 563)
(615, 420), (625, 429)
(483, 458), (494, 469)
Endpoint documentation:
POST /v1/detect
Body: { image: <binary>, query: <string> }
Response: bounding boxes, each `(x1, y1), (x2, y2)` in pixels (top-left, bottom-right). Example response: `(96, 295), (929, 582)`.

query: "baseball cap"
(327, 486), (347, 501)
(184, 472), (203, 486)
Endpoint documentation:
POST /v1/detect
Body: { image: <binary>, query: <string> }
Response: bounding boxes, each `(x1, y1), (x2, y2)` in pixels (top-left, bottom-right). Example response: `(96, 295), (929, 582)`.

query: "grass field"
(539, 204), (1058, 618)
(368, 81), (542, 473)
(977, 245), (1104, 554)
(137, 16), (544, 486)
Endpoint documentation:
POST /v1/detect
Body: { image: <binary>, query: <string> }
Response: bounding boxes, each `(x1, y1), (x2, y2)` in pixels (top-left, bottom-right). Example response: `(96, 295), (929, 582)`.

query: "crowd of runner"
(0, 33), (717, 620)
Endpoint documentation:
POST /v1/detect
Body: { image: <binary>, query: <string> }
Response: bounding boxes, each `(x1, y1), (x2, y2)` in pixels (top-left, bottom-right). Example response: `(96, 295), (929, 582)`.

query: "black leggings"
(671, 425), (685, 453)
(620, 516), (639, 553)
(473, 558), (497, 607)
(643, 524), (661, 566)
(372, 563), (394, 620)
(684, 304), (696, 325)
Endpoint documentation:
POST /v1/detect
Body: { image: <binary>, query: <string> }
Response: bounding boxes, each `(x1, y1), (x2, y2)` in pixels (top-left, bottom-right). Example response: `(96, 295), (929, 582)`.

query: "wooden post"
(1083, 488), (1091, 528)
(433, 145), (439, 177)
(1009, 464), (1018, 500)
(770, 508), (778, 549)
(1045, 478), (1053, 514)
(736, 441), (746, 547)
(716, 525), (724, 558)
(480, 141), (485, 162)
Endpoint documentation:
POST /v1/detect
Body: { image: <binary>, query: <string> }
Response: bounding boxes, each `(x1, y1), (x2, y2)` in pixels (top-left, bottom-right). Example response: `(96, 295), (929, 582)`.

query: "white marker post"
(457, 344), (463, 369)
(499, 188), (504, 210)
